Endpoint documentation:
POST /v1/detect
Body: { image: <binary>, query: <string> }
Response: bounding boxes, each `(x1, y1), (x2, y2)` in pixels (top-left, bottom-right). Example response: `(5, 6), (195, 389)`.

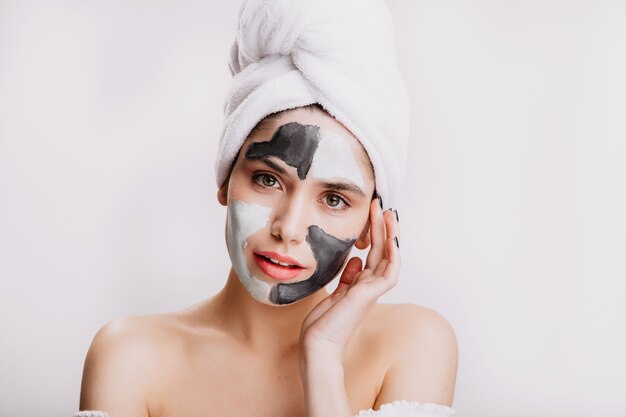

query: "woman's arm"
(298, 199), (457, 416)
(299, 305), (458, 417)
(300, 350), (352, 417)
(298, 199), (400, 417)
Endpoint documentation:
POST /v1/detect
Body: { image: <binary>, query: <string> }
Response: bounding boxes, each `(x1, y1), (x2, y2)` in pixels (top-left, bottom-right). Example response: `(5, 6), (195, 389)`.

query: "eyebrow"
(245, 155), (287, 175)
(244, 154), (366, 197)
(318, 181), (366, 198)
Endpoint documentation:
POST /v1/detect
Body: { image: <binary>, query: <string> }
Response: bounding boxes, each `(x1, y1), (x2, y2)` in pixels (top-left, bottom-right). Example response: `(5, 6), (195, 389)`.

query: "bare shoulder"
(79, 313), (181, 416)
(86, 313), (179, 367)
(369, 303), (458, 408)
(371, 303), (457, 348)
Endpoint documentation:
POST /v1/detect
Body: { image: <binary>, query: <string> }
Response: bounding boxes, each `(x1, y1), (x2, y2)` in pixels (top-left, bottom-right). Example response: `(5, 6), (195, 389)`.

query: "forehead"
(240, 110), (374, 180)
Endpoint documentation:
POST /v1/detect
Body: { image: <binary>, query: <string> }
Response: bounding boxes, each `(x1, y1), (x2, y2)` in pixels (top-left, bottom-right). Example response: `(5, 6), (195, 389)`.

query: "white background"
(1, 1), (625, 416)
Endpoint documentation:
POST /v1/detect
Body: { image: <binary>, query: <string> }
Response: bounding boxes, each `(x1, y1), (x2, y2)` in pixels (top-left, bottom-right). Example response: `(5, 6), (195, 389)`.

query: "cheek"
(318, 207), (370, 243)
(229, 170), (284, 210)
(307, 226), (356, 265)
(226, 200), (273, 248)
(267, 225), (356, 305)
(227, 171), (251, 202)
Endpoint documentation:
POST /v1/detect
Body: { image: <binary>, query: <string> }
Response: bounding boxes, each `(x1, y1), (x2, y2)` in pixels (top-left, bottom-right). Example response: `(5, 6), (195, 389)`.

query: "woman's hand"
(299, 197), (400, 360)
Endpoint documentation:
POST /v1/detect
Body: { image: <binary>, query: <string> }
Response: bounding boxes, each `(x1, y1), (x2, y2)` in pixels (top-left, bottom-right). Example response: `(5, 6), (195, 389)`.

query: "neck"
(210, 267), (330, 356)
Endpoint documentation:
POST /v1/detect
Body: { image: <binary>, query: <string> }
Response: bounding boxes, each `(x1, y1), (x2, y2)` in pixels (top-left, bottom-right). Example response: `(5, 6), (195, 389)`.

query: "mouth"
(253, 252), (305, 281)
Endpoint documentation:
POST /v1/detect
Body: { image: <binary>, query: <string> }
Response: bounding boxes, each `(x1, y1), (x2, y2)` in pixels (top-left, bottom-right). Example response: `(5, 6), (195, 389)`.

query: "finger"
(387, 216), (400, 264)
(365, 197), (386, 270)
(339, 257), (362, 285)
(370, 237), (401, 293)
(385, 209), (400, 239)
(373, 259), (389, 277)
(336, 257), (363, 293)
(369, 214), (401, 284)
(384, 208), (400, 254)
(392, 209), (400, 240)
(369, 209), (398, 274)
(367, 206), (399, 269)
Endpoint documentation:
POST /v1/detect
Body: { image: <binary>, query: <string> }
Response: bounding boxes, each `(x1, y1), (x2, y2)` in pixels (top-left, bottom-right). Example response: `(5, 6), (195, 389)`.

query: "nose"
(270, 191), (309, 244)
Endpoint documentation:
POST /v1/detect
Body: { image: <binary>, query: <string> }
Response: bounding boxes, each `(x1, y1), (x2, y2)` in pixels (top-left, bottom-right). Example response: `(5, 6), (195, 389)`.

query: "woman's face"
(219, 108), (376, 306)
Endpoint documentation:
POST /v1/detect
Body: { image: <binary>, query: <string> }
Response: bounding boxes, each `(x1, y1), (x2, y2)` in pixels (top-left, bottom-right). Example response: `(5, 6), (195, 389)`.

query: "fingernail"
(378, 196), (383, 209)
(394, 209), (399, 223)
(394, 236), (399, 248)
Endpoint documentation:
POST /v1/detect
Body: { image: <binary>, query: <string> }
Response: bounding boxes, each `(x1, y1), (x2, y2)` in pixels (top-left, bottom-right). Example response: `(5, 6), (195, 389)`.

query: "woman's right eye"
(252, 173), (280, 189)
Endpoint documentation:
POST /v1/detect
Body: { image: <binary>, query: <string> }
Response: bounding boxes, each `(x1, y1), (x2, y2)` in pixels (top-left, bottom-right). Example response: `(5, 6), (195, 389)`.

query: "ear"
(354, 221), (370, 250)
(217, 181), (228, 206)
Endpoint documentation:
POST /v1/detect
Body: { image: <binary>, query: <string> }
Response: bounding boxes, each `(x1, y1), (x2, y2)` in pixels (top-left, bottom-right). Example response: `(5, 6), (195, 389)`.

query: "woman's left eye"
(322, 194), (348, 210)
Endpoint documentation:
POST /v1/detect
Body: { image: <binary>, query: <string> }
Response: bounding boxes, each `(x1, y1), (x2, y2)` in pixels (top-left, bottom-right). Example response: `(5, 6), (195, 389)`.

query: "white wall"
(1, 1), (625, 416)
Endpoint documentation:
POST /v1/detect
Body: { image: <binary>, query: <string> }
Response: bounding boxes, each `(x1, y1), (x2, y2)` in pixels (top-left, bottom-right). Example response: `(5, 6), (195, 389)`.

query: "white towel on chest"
(73, 400), (455, 417)
(354, 400), (456, 416)
(215, 0), (410, 208)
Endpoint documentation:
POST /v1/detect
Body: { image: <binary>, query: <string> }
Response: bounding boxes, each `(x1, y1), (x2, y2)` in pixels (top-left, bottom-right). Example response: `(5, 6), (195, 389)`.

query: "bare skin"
(78, 108), (458, 417)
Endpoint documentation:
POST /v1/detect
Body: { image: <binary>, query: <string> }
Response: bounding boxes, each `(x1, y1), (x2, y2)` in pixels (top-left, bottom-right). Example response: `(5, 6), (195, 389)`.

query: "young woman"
(75, 1), (458, 416)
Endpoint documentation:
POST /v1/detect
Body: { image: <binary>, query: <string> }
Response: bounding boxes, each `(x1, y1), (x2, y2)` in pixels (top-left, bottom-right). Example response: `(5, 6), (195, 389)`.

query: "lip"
(254, 251), (304, 268)
(253, 252), (305, 281)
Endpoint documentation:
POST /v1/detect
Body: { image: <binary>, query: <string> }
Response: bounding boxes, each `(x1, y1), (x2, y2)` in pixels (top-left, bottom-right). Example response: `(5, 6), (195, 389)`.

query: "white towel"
(215, 0), (410, 208)
(73, 401), (454, 417)
(354, 400), (456, 416)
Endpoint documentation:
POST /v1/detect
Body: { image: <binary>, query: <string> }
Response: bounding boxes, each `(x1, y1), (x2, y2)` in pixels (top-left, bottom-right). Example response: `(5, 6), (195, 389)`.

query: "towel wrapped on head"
(215, 0), (410, 208)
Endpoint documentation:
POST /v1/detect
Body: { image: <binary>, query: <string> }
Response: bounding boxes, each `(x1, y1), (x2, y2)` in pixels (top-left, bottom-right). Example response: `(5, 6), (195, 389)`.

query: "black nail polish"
(394, 209), (399, 223)
(378, 196), (383, 209)
(394, 236), (399, 248)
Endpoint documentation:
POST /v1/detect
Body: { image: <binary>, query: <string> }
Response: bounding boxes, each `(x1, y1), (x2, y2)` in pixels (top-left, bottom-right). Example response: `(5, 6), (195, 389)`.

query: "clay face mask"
(225, 200), (273, 303)
(269, 224), (356, 304)
(226, 121), (365, 305)
(246, 122), (365, 189)
(246, 122), (320, 180)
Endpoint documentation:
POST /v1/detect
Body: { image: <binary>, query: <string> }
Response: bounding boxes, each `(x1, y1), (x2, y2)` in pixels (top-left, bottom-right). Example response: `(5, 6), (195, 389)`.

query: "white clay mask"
(225, 200), (273, 303)
(309, 129), (365, 190)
